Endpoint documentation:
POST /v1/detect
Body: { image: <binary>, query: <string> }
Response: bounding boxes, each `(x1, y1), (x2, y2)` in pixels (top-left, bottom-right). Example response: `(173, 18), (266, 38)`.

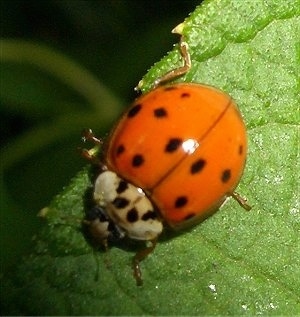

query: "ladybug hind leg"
(132, 239), (157, 286)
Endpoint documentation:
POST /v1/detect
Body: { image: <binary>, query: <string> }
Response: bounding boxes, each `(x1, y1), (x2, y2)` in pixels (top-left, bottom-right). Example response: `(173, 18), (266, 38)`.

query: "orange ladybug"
(81, 36), (251, 286)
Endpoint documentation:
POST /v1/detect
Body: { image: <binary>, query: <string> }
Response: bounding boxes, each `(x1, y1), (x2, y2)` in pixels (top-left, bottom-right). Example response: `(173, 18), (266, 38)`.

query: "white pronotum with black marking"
(87, 170), (163, 243)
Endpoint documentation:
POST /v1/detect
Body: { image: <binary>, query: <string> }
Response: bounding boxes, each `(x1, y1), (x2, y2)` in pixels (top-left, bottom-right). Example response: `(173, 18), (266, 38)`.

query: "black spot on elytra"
(154, 107), (167, 118)
(116, 180), (128, 194)
(132, 154), (144, 167)
(190, 158), (206, 174)
(221, 169), (231, 183)
(116, 144), (125, 156)
(164, 86), (177, 91)
(239, 145), (243, 155)
(127, 104), (142, 118)
(127, 208), (139, 223)
(112, 197), (130, 209)
(142, 210), (157, 221)
(184, 213), (196, 221)
(165, 138), (182, 153)
(181, 92), (190, 98)
(175, 196), (188, 208)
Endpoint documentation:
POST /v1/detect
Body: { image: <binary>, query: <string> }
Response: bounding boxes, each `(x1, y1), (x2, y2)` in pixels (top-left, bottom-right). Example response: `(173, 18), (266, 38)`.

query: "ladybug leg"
(231, 192), (252, 211)
(80, 147), (103, 165)
(132, 239), (157, 286)
(153, 35), (191, 88)
(81, 128), (102, 145)
(84, 218), (109, 250)
(78, 129), (105, 166)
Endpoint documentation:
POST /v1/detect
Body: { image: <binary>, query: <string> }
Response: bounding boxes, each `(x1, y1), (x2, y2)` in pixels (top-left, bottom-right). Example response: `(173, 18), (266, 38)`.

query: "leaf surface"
(1, 0), (299, 315)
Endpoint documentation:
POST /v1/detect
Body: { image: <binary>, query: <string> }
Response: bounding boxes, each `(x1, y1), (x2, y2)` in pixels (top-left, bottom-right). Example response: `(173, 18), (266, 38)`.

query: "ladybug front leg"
(78, 128), (106, 168)
(81, 128), (102, 145)
(132, 239), (157, 286)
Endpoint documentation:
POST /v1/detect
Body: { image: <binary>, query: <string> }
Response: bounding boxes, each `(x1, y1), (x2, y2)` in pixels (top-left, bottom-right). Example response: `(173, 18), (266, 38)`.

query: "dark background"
(0, 0), (201, 273)
(2, 1), (201, 107)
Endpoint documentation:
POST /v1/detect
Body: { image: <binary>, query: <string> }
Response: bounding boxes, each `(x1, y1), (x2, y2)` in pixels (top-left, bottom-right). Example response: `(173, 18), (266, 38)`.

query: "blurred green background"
(0, 0), (201, 275)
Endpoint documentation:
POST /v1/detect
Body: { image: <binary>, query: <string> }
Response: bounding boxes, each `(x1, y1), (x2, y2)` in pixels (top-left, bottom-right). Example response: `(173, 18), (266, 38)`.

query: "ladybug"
(81, 36), (251, 286)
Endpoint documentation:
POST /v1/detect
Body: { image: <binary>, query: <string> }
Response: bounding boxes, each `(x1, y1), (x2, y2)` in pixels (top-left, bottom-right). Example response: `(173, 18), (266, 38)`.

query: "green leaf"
(1, 0), (299, 315)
